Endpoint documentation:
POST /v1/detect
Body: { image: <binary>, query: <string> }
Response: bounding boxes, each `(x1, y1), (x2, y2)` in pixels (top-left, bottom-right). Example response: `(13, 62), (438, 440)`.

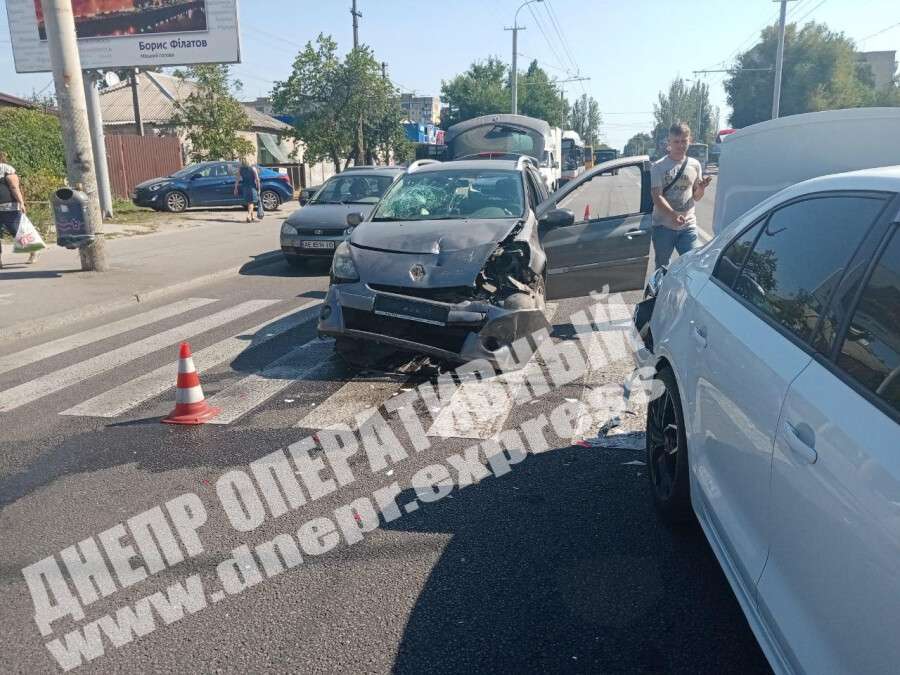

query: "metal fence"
(105, 134), (183, 199)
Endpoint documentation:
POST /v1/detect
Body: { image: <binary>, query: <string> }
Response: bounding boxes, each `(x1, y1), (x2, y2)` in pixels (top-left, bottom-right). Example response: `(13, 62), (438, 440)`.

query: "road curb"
(0, 252), (285, 343)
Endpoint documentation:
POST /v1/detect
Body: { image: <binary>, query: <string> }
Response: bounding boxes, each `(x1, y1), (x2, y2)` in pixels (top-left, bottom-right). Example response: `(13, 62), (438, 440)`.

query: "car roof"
(413, 159), (522, 173)
(340, 166), (404, 175)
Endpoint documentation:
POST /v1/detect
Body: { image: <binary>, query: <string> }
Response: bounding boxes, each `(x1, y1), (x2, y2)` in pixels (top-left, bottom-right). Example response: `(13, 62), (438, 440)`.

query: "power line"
(525, 4), (569, 75)
(794, 0), (827, 25)
(544, 1), (580, 75)
(859, 19), (900, 42)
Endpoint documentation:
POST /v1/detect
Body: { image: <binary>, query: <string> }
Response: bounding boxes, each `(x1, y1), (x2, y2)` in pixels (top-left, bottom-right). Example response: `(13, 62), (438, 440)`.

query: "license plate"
(374, 295), (448, 325)
(301, 240), (335, 249)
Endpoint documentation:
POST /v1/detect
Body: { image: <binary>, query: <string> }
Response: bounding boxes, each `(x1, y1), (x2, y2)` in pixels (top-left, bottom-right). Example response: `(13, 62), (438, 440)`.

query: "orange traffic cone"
(584, 203), (591, 220)
(162, 342), (221, 425)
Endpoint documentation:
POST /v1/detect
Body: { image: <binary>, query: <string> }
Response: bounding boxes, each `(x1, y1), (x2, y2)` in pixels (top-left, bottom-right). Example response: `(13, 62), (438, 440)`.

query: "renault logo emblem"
(409, 263), (426, 282)
(314, 229), (323, 235)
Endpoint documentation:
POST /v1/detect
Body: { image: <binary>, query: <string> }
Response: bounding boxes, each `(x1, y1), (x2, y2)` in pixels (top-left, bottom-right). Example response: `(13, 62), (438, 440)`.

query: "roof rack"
(407, 159), (441, 172)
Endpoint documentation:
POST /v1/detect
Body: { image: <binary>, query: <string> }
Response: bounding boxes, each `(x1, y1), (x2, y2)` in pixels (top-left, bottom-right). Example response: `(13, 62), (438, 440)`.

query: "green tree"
(441, 58), (569, 129)
(440, 57), (509, 128)
(624, 132), (654, 157)
(569, 93), (602, 146)
(652, 77), (716, 148)
(518, 60), (568, 126)
(725, 22), (884, 127)
(170, 64), (253, 163)
(273, 34), (405, 172)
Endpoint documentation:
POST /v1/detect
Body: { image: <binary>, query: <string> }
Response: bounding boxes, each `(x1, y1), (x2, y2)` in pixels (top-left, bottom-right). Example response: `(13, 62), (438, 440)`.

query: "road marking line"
(426, 304), (557, 440)
(295, 376), (410, 430)
(0, 298), (218, 377)
(0, 300), (279, 413)
(206, 338), (337, 425)
(60, 301), (322, 418)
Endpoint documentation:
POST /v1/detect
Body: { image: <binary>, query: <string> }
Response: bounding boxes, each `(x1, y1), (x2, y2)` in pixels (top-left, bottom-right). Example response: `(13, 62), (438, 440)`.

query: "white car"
(635, 165), (900, 674)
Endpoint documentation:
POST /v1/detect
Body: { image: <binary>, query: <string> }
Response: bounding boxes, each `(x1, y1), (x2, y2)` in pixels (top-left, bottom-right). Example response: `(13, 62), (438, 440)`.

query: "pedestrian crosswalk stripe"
(60, 301), (322, 418)
(0, 300), (280, 413)
(294, 376), (411, 431)
(426, 304), (557, 440)
(206, 338), (337, 425)
(0, 298), (218, 377)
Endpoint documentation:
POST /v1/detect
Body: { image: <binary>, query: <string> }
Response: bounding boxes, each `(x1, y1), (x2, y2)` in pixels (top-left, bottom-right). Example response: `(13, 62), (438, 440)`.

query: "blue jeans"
(0, 210), (22, 256)
(652, 225), (699, 269)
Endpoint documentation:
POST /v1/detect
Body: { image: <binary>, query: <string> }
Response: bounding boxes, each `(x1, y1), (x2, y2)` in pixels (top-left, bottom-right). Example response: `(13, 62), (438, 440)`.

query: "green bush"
(0, 108), (66, 240)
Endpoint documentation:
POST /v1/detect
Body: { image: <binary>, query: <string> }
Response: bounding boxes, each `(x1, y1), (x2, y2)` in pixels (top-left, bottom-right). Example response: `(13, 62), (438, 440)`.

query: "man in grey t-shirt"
(649, 122), (712, 269)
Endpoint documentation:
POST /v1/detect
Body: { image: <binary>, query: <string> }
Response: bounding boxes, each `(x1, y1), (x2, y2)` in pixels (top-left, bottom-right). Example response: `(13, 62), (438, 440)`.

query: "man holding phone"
(649, 122), (713, 269)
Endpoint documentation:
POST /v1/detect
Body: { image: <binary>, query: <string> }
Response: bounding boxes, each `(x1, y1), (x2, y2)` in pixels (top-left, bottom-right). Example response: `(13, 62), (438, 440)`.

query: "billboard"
(5, 0), (240, 73)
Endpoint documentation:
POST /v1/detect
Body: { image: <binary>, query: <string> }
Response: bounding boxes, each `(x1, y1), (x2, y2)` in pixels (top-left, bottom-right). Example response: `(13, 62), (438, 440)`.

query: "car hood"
(285, 203), (377, 228)
(349, 218), (520, 287)
(134, 177), (175, 190)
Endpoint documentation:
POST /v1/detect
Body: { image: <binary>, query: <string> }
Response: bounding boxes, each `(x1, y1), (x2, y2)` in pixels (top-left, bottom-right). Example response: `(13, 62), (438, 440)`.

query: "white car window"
(730, 194), (886, 345)
(836, 227), (900, 417)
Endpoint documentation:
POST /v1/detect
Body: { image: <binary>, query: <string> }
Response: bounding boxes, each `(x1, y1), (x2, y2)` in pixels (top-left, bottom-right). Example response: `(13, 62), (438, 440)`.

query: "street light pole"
(506, 0), (543, 115)
(772, 0), (796, 119)
(40, 0), (107, 271)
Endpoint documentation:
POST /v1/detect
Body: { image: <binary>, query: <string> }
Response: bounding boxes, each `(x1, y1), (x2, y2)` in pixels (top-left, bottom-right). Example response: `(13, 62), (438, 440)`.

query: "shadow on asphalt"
(238, 252), (331, 278)
(0, 269), (72, 279)
(383, 449), (772, 675)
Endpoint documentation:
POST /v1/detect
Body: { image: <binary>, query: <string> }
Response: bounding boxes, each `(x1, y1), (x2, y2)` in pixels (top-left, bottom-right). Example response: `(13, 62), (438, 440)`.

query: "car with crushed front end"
(317, 154), (655, 369)
(280, 167), (404, 268)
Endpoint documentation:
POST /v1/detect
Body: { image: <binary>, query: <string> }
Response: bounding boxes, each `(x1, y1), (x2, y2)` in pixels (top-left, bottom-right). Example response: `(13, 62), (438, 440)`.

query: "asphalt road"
(0, 207), (765, 674)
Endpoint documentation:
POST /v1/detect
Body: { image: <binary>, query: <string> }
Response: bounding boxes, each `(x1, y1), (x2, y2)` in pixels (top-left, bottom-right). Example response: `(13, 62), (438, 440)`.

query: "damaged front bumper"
(317, 283), (551, 368)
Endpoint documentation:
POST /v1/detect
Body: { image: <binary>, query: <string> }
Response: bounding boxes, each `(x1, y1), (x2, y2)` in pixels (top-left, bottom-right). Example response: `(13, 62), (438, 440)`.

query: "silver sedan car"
(280, 167), (403, 268)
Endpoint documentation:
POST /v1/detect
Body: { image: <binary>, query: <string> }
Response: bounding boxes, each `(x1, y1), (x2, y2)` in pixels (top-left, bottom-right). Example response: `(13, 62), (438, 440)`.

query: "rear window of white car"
(836, 227), (900, 417)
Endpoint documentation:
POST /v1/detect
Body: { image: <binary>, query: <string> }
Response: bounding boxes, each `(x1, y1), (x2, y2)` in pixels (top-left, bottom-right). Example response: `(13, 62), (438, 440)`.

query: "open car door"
(538, 156), (653, 300)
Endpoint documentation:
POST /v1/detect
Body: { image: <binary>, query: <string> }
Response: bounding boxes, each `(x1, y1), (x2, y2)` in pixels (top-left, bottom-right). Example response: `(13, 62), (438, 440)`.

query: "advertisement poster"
(5, 0), (241, 72)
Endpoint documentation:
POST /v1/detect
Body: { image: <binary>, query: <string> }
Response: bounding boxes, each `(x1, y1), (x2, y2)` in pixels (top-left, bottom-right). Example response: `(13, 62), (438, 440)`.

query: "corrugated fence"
(105, 134), (183, 199)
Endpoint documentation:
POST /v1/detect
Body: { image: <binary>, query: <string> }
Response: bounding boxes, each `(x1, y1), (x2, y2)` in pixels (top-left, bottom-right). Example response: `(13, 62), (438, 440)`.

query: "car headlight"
(148, 182), (169, 192)
(645, 266), (667, 299)
(281, 222), (298, 236)
(331, 240), (359, 283)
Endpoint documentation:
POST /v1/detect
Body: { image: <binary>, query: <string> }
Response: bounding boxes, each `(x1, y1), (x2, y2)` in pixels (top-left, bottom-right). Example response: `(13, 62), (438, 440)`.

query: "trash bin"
(52, 187), (96, 249)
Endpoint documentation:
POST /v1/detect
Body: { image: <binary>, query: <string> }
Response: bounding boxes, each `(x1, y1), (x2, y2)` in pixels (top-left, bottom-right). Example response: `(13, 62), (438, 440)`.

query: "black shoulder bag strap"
(662, 158), (689, 196)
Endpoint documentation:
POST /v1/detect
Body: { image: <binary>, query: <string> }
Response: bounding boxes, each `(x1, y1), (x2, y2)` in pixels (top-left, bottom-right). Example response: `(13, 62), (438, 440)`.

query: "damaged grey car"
(317, 155), (654, 369)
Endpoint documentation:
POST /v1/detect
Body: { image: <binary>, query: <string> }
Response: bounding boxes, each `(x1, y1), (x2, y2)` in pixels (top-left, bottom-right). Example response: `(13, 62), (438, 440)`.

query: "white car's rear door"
(689, 192), (890, 603)
(758, 217), (900, 674)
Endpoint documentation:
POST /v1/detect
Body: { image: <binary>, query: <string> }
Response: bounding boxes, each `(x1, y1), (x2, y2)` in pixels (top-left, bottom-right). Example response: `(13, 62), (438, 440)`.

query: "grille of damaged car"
(342, 307), (476, 354)
(373, 294), (449, 325)
(368, 284), (477, 303)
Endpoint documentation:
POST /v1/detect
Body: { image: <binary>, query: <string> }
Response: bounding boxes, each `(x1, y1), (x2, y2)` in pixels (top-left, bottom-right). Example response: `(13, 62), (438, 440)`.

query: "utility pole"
(381, 61), (387, 81)
(772, 0), (796, 119)
(504, 25), (524, 114)
(41, 0), (107, 271)
(130, 68), (144, 136)
(83, 70), (113, 218)
(351, 0), (364, 165)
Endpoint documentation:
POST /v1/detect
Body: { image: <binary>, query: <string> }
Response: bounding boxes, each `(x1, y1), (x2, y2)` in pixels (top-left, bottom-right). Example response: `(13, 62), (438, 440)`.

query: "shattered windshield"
(371, 170), (525, 221)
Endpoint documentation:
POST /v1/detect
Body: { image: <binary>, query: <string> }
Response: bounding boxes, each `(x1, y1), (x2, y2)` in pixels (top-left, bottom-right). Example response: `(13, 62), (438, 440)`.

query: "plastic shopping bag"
(256, 196), (265, 220)
(13, 214), (47, 253)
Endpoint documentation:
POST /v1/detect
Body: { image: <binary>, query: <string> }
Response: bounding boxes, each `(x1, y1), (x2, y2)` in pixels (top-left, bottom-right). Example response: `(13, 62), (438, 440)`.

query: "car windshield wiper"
(371, 216), (401, 221)
(345, 200), (377, 204)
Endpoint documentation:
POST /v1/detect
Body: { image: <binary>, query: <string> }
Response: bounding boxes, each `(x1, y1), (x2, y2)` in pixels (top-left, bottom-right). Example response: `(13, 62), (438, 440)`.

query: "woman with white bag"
(0, 151), (39, 268)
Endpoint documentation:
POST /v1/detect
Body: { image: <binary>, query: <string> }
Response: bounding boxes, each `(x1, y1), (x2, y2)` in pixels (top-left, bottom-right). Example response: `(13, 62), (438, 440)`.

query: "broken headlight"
(331, 241), (359, 283)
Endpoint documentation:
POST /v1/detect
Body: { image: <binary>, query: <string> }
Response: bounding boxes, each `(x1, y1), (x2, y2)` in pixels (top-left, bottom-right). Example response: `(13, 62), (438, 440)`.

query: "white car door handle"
(784, 422), (817, 464)
(692, 325), (707, 348)
(625, 229), (647, 239)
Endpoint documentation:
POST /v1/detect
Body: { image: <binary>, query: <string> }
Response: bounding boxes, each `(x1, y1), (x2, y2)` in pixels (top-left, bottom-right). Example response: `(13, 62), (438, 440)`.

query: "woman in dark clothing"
(233, 158), (261, 222)
(0, 151), (35, 268)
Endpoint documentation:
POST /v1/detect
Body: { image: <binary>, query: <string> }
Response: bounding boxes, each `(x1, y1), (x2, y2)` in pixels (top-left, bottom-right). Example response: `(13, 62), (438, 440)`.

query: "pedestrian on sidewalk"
(234, 158), (261, 223)
(0, 152), (37, 268)
(649, 122), (712, 269)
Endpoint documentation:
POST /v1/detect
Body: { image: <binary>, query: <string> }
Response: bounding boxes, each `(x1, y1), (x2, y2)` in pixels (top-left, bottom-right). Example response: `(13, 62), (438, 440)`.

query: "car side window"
(835, 227), (900, 416)
(731, 194), (886, 345)
(193, 165), (214, 178)
(558, 165), (642, 223)
(212, 164), (229, 177)
(713, 218), (765, 288)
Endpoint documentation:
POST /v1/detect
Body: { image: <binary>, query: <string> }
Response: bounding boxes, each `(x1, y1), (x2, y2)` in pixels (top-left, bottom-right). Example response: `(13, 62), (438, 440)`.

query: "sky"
(1, 0), (899, 149)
